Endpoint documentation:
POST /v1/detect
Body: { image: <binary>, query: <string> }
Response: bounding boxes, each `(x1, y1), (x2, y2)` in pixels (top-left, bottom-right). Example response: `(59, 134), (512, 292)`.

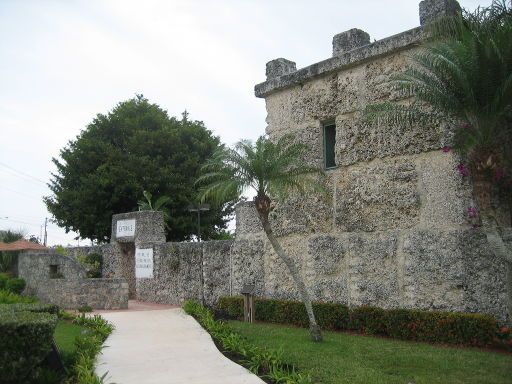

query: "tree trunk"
(254, 195), (323, 341)
(473, 176), (512, 322)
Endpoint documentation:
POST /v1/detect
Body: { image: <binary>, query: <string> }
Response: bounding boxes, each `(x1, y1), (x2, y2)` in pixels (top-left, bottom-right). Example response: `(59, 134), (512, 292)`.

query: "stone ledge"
(254, 27), (424, 98)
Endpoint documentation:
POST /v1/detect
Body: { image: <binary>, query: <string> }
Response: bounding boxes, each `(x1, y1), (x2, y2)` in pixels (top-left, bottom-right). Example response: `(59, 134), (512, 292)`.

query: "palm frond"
(196, 134), (325, 204)
(364, 0), (512, 163)
(153, 196), (171, 211)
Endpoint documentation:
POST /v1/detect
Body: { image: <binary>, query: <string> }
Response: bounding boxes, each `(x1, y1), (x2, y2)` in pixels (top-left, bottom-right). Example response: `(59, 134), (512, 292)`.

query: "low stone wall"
(18, 250), (128, 310)
(28, 278), (128, 310)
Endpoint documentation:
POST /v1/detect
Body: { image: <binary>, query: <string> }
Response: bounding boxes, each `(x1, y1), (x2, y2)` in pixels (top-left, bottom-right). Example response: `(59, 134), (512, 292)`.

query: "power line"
(0, 186), (44, 201)
(0, 167), (47, 188)
(0, 161), (47, 185)
(0, 217), (40, 227)
(0, 215), (78, 235)
(0, 221), (76, 243)
(0, 212), (42, 220)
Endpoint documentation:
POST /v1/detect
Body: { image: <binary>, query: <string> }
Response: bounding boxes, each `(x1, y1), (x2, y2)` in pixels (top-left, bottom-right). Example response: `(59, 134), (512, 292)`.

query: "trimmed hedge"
(218, 296), (350, 330)
(0, 290), (38, 304)
(217, 296), (498, 347)
(0, 302), (60, 315)
(0, 310), (58, 383)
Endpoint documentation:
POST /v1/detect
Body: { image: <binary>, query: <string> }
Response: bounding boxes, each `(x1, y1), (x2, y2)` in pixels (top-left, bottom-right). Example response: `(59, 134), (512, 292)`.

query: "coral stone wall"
(103, 211), (233, 306)
(18, 250), (128, 310)
(133, 241), (233, 306)
(104, 211), (166, 298)
(247, 1), (510, 321)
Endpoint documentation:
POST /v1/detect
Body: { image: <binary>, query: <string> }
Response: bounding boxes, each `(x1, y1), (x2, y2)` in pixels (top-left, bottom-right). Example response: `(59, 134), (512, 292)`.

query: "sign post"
(241, 284), (255, 323)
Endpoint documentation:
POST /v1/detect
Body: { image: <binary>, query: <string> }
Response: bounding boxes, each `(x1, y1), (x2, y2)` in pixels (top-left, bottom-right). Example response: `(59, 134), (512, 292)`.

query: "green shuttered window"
(323, 123), (336, 169)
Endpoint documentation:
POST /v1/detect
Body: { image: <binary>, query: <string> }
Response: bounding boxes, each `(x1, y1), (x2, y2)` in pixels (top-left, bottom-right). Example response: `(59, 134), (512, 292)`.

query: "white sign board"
(116, 219), (136, 237)
(135, 248), (153, 279)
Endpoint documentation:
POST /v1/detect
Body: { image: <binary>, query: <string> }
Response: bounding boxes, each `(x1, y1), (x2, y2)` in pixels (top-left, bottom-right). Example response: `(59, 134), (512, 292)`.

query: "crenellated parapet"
(255, 0), (461, 98)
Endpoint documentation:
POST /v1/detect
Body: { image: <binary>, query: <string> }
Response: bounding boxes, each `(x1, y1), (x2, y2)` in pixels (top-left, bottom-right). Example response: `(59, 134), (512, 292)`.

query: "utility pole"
(43, 218), (48, 246)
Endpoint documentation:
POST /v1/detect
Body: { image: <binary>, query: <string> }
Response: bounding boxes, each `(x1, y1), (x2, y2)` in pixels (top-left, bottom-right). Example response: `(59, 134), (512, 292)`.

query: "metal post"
(197, 210), (201, 242)
(188, 204), (209, 242)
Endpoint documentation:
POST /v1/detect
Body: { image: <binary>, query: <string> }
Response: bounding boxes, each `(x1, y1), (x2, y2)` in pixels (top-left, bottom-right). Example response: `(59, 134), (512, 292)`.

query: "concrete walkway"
(95, 305), (265, 384)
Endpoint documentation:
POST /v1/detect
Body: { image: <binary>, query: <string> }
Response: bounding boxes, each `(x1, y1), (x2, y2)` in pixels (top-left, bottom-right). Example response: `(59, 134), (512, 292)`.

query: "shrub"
(73, 314), (114, 340)
(0, 252), (16, 273)
(77, 304), (93, 313)
(0, 272), (9, 289)
(218, 297), (350, 331)
(5, 277), (26, 294)
(349, 306), (387, 334)
(58, 310), (76, 320)
(217, 296), (244, 319)
(70, 313), (114, 384)
(0, 290), (38, 304)
(383, 309), (497, 346)
(0, 310), (58, 383)
(314, 301), (350, 330)
(54, 245), (68, 256)
(0, 275), (27, 295)
(217, 296), (499, 347)
(184, 300), (312, 384)
(77, 252), (102, 278)
(0, 302), (60, 315)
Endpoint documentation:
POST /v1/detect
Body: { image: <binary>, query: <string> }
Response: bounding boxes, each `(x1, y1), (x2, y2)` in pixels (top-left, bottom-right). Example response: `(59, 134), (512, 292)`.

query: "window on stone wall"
(49, 264), (63, 279)
(323, 122), (336, 169)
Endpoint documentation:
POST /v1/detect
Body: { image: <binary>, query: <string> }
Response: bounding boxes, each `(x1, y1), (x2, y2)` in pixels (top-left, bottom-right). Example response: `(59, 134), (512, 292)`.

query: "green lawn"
(229, 321), (512, 384)
(53, 320), (84, 362)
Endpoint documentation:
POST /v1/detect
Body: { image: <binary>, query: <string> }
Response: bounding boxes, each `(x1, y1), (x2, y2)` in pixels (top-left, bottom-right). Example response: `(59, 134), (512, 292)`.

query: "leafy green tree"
(45, 95), (236, 242)
(198, 135), (325, 342)
(365, 1), (512, 311)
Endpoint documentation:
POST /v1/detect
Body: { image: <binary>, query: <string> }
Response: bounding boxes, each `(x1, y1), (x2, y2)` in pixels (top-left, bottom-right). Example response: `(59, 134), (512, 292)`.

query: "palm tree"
(365, 1), (512, 314)
(138, 190), (171, 218)
(197, 135), (325, 341)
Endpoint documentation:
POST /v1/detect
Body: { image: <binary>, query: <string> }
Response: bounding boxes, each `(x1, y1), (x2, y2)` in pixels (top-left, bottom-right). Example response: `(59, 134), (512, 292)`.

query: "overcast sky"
(0, 0), (484, 245)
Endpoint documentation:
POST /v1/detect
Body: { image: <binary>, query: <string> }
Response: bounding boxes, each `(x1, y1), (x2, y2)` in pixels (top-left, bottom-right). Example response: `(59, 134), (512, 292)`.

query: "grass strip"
(230, 320), (512, 384)
(184, 300), (312, 384)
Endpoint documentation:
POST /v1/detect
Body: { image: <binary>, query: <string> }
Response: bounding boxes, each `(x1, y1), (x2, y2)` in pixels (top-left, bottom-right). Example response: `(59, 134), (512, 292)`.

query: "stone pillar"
(110, 211), (166, 299)
(332, 28), (370, 57)
(419, 0), (462, 25)
(235, 201), (263, 236)
(266, 58), (296, 80)
(111, 211), (166, 245)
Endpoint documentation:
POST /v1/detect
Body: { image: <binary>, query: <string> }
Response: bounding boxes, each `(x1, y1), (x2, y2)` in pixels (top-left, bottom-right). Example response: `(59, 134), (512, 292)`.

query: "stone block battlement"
(255, 0), (461, 98)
